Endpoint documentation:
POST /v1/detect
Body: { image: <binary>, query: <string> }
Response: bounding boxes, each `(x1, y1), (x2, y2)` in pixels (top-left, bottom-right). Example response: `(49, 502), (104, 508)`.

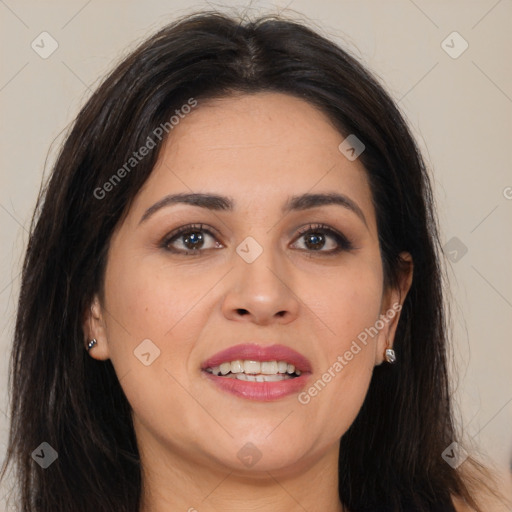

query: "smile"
(201, 343), (311, 401)
(205, 359), (302, 381)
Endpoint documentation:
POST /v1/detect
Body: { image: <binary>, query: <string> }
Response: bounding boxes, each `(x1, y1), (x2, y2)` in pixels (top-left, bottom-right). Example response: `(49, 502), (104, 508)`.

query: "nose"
(221, 245), (300, 326)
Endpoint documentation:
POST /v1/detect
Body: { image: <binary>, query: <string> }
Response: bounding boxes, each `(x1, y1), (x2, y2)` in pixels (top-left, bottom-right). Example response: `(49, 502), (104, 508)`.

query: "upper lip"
(201, 343), (312, 373)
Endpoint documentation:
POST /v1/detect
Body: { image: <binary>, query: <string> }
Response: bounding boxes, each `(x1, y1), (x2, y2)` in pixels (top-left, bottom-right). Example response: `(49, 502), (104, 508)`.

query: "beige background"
(1, 0), (511, 506)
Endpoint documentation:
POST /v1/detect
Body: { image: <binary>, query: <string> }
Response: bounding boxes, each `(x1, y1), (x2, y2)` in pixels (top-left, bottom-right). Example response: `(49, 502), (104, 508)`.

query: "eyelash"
(160, 223), (353, 256)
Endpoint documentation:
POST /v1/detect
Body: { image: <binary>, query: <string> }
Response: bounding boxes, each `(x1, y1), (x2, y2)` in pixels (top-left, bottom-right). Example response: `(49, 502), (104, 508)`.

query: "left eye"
(291, 225), (352, 253)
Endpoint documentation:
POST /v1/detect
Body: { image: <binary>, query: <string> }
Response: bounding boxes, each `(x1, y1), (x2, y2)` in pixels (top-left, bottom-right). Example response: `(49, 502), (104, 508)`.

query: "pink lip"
(202, 372), (311, 401)
(201, 343), (312, 372)
(201, 343), (312, 402)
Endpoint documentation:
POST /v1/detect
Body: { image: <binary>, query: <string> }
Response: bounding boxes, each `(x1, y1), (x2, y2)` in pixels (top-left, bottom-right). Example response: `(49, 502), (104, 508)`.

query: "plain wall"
(1, 0), (511, 506)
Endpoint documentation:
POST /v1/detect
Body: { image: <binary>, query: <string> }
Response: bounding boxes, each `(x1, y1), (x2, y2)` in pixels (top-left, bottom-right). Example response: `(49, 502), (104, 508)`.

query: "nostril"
(236, 308), (249, 316)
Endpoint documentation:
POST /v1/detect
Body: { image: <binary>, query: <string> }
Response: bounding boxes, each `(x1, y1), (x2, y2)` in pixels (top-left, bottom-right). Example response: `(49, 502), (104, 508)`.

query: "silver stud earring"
(87, 339), (97, 351)
(385, 348), (396, 364)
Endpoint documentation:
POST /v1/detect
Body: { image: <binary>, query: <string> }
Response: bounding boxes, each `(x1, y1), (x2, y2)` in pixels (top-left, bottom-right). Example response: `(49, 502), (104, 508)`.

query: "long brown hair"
(1, 10), (499, 512)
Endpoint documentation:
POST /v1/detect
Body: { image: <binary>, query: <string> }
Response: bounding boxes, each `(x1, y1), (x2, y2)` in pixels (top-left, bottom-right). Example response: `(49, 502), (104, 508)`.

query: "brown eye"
(291, 224), (353, 254)
(162, 224), (223, 254)
(303, 232), (327, 250)
(181, 231), (205, 250)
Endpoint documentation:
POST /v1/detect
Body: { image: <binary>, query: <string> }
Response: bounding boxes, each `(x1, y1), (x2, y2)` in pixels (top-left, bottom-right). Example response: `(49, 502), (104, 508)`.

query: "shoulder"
(451, 496), (473, 512)
(451, 489), (512, 512)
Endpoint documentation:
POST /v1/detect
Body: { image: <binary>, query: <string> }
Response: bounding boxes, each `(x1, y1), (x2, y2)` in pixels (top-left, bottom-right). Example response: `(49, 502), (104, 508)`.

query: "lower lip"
(203, 371), (310, 401)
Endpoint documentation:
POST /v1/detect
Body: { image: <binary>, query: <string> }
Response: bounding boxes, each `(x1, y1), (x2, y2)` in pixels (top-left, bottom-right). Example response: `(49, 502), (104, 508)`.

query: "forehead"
(130, 92), (375, 225)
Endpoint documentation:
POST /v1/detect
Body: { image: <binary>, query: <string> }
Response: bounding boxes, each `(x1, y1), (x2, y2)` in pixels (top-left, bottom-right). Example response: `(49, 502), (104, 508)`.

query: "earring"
(87, 339), (97, 351)
(384, 348), (396, 364)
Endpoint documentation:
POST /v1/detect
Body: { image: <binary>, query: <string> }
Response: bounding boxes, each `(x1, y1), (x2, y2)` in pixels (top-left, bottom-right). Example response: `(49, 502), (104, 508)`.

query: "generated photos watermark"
(298, 302), (402, 405)
(94, 98), (198, 200)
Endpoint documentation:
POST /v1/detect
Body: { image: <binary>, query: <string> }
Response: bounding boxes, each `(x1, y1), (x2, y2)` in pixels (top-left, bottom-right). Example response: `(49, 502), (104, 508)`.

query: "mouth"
(205, 359), (303, 381)
(201, 343), (312, 401)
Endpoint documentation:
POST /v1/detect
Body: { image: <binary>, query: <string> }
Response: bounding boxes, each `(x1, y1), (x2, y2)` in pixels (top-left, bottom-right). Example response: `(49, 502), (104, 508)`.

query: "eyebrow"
(139, 192), (367, 226)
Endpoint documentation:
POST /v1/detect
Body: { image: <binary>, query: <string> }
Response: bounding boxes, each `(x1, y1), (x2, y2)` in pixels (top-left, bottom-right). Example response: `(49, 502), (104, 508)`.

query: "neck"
(138, 431), (345, 512)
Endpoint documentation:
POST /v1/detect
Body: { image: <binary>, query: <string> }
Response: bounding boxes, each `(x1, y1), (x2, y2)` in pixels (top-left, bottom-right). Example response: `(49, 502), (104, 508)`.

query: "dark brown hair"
(1, 10), (498, 512)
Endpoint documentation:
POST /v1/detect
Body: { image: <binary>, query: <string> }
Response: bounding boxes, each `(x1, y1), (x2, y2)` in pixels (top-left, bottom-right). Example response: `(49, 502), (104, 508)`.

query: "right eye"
(161, 224), (224, 255)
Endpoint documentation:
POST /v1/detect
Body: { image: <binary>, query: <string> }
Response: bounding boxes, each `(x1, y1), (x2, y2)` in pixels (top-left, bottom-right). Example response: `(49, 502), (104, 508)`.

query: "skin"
(84, 92), (413, 512)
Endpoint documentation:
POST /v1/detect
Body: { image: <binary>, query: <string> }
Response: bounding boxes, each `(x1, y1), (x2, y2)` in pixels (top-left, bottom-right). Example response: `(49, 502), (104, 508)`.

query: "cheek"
(312, 263), (383, 350)
(102, 250), (225, 400)
(296, 264), (382, 435)
(104, 252), (208, 342)
(101, 253), (210, 437)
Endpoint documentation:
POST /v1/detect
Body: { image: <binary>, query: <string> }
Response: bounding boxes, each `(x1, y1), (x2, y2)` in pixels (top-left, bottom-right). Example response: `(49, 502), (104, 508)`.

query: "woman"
(0, 10), (505, 512)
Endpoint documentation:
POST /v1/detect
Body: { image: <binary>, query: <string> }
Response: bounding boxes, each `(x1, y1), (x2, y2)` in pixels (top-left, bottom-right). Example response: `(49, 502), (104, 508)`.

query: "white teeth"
(206, 359), (303, 378)
(219, 362), (231, 375)
(243, 360), (261, 375)
(261, 361), (278, 374)
(230, 360), (243, 373)
(277, 361), (288, 373)
(235, 373), (292, 382)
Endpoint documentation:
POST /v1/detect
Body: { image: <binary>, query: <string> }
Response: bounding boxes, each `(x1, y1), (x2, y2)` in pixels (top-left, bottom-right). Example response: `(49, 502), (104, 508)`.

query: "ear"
(375, 252), (413, 365)
(82, 295), (111, 360)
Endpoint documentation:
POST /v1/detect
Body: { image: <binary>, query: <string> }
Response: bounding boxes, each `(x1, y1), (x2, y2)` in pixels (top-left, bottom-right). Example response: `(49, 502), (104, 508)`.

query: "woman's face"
(86, 92), (410, 476)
